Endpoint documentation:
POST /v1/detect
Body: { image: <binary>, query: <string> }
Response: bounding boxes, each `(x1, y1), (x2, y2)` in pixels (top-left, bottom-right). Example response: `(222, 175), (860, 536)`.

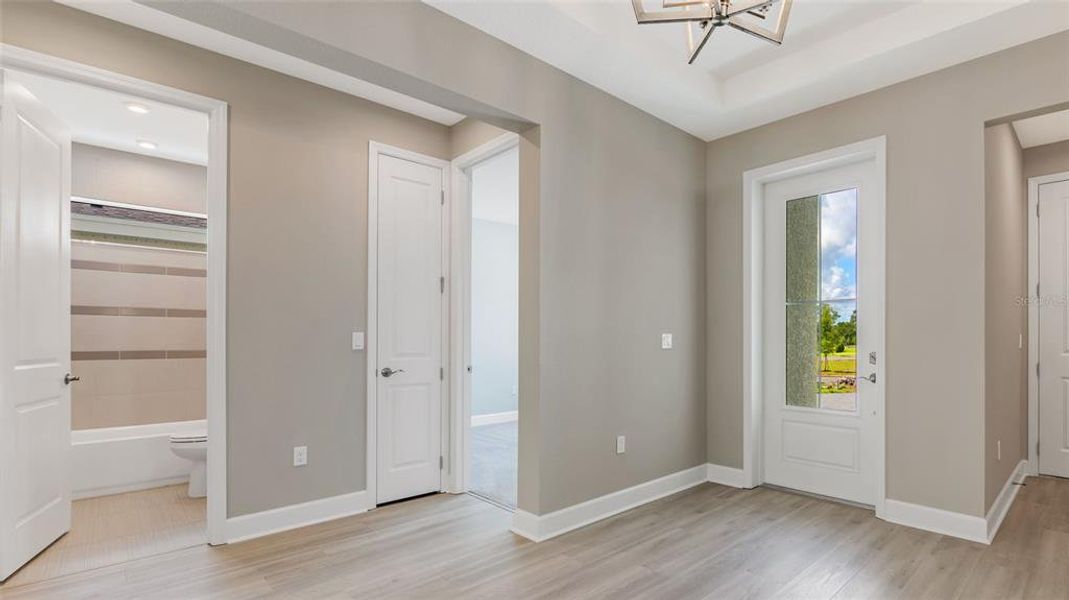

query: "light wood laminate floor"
(0, 484), (205, 590)
(2, 476), (1067, 599)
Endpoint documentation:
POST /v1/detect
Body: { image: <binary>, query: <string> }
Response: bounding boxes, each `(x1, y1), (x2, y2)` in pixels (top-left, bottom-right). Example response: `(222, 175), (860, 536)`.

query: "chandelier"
(632, 0), (793, 64)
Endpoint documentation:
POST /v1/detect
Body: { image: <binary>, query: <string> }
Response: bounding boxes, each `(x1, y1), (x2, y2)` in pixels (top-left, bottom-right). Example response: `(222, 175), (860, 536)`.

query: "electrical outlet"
(293, 445), (308, 467)
(661, 333), (673, 350)
(616, 435), (626, 454)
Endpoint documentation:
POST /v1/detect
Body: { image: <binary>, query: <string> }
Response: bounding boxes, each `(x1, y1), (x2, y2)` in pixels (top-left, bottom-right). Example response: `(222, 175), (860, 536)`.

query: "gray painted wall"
(1, 2), (454, 517)
(159, 0), (709, 515)
(5, 1), (707, 517)
(983, 124), (1027, 512)
(706, 32), (1069, 517)
(1024, 139), (1069, 179)
(72, 143), (207, 213)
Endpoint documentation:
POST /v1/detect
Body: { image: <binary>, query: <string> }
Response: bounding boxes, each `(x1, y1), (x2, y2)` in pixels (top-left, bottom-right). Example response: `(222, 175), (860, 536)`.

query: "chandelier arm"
(727, 0), (791, 44)
(633, 0), (714, 23)
(722, 0), (774, 18)
(687, 22), (718, 64)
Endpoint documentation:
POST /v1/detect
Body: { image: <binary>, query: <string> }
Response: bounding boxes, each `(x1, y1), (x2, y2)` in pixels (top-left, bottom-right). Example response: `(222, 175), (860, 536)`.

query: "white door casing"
(1037, 178), (1069, 478)
(761, 157), (884, 506)
(374, 152), (445, 504)
(0, 79), (72, 581)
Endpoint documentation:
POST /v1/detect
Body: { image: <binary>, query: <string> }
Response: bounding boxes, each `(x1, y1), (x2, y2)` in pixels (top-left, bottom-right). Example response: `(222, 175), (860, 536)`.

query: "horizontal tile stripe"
(71, 306), (121, 316)
(71, 260), (206, 278)
(71, 306), (207, 318)
(72, 350), (207, 361)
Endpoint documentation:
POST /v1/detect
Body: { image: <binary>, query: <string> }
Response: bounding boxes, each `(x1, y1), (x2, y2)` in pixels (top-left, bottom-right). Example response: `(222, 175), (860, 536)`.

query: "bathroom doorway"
(453, 134), (520, 510)
(0, 49), (227, 586)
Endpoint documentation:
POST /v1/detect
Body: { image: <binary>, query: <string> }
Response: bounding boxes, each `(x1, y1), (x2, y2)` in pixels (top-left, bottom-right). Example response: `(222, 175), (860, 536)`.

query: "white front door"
(1037, 177), (1069, 478)
(0, 79), (72, 581)
(762, 158), (883, 505)
(375, 153), (444, 504)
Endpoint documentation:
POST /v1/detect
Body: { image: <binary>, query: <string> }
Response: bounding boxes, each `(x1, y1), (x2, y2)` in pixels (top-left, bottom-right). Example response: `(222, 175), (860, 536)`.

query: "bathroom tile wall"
(71, 241), (206, 430)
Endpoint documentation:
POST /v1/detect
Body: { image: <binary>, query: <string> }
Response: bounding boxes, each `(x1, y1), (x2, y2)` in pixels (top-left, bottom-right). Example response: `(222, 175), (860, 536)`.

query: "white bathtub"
(70, 419), (206, 499)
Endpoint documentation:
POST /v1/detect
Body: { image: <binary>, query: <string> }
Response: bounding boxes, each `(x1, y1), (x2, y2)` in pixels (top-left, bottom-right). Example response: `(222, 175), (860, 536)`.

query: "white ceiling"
(10, 69), (209, 165)
(472, 147), (520, 225)
(426, 0), (1069, 140)
(1013, 109), (1069, 149)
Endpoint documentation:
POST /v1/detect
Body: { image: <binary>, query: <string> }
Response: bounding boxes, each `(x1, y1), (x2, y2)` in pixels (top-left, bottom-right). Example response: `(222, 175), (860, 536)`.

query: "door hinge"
(1037, 282), (1040, 298)
(1037, 202), (1040, 218)
(1037, 440), (1041, 456)
(1037, 362), (1040, 377)
(439, 367), (444, 381)
(439, 456), (444, 469)
(441, 190), (445, 206)
(440, 276), (445, 294)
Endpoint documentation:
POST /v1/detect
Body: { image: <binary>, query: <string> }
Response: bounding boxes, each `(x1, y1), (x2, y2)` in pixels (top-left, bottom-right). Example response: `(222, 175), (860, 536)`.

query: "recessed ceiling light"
(126, 102), (150, 114)
(137, 140), (157, 150)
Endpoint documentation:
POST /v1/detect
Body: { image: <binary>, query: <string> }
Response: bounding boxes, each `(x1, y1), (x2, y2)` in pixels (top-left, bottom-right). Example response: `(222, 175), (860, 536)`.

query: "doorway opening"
(451, 134), (520, 511)
(0, 48), (227, 586)
(1020, 107), (1069, 480)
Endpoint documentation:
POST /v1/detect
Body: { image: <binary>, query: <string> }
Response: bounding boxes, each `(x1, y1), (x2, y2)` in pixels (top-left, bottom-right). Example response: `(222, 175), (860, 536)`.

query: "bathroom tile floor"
(0, 484), (206, 589)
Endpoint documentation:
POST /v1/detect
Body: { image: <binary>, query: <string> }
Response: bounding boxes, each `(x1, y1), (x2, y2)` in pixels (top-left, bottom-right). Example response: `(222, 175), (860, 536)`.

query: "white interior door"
(762, 159), (883, 505)
(375, 153), (444, 504)
(1037, 177), (1069, 478)
(0, 78), (72, 581)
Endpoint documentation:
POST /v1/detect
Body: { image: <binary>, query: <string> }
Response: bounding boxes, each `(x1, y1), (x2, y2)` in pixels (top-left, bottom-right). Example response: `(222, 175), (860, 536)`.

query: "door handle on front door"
(860, 373), (876, 384)
(64, 373), (80, 385)
(380, 367), (405, 378)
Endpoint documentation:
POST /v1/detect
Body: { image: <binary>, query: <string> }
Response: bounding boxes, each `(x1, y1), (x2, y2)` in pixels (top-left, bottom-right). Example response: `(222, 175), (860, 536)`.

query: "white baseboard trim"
(70, 419), (204, 499)
(706, 463), (749, 488)
(882, 499), (988, 544)
(471, 410), (518, 427)
(225, 490), (372, 544)
(882, 459), (1027, 545)
(986, 459), (1027, 543)
(510, 465), (706, 542)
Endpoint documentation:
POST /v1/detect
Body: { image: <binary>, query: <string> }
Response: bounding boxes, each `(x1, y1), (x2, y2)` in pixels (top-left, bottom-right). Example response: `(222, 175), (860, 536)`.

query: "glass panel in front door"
(785, 189), (858, 411)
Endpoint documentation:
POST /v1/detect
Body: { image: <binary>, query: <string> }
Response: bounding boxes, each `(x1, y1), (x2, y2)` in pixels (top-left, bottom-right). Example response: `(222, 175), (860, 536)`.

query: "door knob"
(860, 373), (876, 384)
(380, 367), (405, 378)
(64, 373), (80, 385)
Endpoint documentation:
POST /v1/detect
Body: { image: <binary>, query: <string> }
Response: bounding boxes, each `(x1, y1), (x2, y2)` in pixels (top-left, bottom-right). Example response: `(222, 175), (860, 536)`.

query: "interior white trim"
(1027, 171), (1069, 477)
(224, 490), (372, 544)
(448, 132), (520, 495)
(705, 463), (749, 489)
(70, 420), (205, 500)
(367, 141), (452, 505)
(56, 0), (465, 127)
(741, 136), (887, 516)
(471, 411), (518, 428)
(986, 460), (1027, 543)
(510, 465), (706, 542)
(0, 44), (230, 546)
(882, 499), (988, 544)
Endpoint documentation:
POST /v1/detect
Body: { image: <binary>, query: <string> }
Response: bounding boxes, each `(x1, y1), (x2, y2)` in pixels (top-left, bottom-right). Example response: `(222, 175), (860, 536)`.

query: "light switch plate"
(352, 332), (365, 351)
(616, 435), (626, 454)
(661, 333), (673, 350)
(293, 445), (308, 467)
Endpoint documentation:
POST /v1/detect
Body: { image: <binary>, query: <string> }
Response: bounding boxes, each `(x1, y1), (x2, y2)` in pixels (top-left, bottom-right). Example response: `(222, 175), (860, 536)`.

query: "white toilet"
(169, 429), (207, 498)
